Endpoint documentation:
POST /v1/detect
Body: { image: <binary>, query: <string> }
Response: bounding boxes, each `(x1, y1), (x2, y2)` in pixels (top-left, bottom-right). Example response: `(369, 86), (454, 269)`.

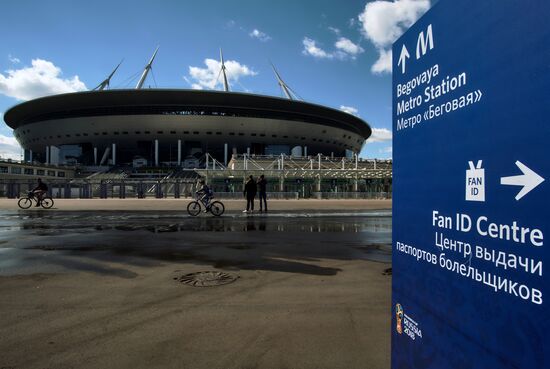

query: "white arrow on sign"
(500, 161), (545, 200)
(397, 44), (410, 74)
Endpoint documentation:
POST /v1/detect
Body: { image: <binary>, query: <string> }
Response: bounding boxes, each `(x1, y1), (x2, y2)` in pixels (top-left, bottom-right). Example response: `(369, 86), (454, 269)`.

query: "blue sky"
(0, 0), (432, 160)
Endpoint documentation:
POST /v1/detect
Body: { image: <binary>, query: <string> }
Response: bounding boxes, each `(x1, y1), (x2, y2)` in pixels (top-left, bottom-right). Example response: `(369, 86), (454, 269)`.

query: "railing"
(0, 158), (76, 170)
(213, 192), (299, 200)
(0, 179), (197, 199)
(0, 180), (389, 200)
(312, 192), (392, 199)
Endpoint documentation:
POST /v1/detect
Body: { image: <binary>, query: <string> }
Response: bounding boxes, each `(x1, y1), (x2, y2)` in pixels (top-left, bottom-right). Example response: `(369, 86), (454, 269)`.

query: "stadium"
(1, 50), (392, 199)
(3, 49), (371, 168)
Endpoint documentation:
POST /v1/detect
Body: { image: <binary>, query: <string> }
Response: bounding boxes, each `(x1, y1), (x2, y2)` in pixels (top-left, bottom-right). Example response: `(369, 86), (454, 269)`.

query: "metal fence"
(0, 179), (196, 199)
(312, 192), (392, 199)
(213, 192), (299, 200)
(0, 180), (391, 200)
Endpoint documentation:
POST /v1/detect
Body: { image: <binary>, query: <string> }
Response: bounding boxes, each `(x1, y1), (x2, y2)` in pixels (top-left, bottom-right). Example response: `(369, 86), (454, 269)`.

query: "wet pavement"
(0, 209), (392, 369)
(0, 210), (391, 277)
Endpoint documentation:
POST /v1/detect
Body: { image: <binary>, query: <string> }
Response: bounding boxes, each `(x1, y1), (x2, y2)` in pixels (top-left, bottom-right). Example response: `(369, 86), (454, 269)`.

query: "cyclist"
(195, 179), (213, 211)
(32, 178), (48, 207)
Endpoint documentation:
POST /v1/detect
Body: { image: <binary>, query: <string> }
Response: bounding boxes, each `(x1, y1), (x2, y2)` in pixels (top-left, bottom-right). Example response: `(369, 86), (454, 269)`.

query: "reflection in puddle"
(0, 210), (392, 272)
(9, 213), (391, 234)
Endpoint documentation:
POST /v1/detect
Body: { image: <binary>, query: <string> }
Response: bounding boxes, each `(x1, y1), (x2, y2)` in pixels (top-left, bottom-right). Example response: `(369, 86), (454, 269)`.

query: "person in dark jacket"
(195, 179), (213, 211)
(243, 175), (257, 213)
(32, 178), (48, 207)
(257, 174), (267, 212)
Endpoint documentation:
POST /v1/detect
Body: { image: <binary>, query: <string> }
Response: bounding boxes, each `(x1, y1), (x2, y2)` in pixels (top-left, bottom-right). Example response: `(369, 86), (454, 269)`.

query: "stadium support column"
(316, 153), (322, 198)
(279, 153), (284, 191)
(45, 146), (50, 164)
(49, 146), (59, 165)
(304, 146), (308, 157)
(224, 143), (228, 166)
(154, 139), (159, 166)
(29, 150), (33, 163)
(177, 140), (181, 166)
(353, 152), (358, 192)
(112, 143), (116, 166)
(94, 147), (98, 166)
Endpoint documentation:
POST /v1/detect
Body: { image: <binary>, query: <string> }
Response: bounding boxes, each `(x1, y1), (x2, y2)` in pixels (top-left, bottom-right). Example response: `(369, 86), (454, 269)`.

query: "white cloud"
(358, 0), (431, 74)
(302, 37), (334, 59)
(186, 58), (257, 90)
(303, 37), (364, 60)
(335, 37), (364, 56)
(367, 127), (392, 143)
(359, 0), (430, 48)
(0, 59), (87, 101)
(8, 54), (20, 64)
(0, 134), (22, 160)
(340, 105), (359, 116)
(249, 29), (271, 42)
(328, 26), (341, 35)
(371, 49), (393, 74)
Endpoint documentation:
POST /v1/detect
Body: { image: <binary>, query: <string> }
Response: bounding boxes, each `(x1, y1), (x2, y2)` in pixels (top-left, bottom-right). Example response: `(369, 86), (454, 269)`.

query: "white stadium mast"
(270, 63), (293, 100)
(93, 60), (123, 91)
(136, 46), (159, 89)
(270, 63), (300, 100)
(219, 48), (230, 92)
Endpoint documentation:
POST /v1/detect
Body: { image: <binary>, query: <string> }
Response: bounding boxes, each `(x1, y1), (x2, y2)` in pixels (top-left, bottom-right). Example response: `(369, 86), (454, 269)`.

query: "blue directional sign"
(392, 1), (549, 368)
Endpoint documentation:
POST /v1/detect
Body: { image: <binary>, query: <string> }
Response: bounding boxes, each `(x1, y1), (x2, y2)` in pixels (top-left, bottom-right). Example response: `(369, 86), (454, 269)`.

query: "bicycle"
(18, 191), (54, 209)
(187, 193), (225, 217)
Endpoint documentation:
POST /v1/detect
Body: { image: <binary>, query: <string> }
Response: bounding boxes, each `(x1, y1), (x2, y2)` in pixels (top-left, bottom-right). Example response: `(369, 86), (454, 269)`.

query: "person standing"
(243, 175), (257, 213)
(257, 174), (267, 212)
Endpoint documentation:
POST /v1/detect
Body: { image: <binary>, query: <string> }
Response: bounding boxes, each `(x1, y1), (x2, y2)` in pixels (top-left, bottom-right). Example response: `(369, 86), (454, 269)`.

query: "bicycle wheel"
(209, 201), (225, 217)
(187, 201), (201, 216)
(17, 197), (33, 209)
(41, 197), (54, 209)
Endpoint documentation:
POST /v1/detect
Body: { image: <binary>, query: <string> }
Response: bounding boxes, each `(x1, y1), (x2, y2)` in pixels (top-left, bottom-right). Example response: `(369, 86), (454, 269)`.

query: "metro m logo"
(416, 24), (434, 59)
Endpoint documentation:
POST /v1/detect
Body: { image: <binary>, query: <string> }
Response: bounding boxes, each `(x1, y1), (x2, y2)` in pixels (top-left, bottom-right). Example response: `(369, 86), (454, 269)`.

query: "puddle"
(0, 210), (392, 275)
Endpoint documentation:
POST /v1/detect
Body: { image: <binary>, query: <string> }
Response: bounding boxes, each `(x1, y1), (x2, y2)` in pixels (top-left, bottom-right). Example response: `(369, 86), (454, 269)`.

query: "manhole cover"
(173, 271), (238, 287)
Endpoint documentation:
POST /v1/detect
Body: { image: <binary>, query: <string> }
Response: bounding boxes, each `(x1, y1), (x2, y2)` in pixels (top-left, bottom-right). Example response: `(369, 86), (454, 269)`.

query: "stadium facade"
(3, 49), (372, 167)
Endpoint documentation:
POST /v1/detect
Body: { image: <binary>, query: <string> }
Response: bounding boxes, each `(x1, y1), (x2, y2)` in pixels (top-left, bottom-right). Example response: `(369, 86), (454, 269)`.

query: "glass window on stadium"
(58, 145), (82, 165)
(10, 167), (21, 174)
(24, 168), (34, 175)
(265, 145), (290, 156)
(0, 166), (8, 173)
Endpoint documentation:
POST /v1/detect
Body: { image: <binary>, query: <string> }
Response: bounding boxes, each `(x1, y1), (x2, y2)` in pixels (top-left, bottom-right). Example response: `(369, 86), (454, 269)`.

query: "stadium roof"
(4, 89), (371, 139)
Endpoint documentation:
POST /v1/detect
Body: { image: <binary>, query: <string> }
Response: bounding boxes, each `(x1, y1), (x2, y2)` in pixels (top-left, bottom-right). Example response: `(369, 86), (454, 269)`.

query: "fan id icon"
(466, 160), (485, 202)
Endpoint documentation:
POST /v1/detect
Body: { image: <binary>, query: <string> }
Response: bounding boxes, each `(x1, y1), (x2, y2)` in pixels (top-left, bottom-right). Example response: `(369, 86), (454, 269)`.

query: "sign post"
(392, 1), (549, 368)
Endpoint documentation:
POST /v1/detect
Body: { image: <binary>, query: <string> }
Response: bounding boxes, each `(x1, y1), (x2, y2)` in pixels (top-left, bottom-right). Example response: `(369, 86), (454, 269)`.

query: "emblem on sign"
(396, 303), (404, 334)
(466, 160), (485, 202)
